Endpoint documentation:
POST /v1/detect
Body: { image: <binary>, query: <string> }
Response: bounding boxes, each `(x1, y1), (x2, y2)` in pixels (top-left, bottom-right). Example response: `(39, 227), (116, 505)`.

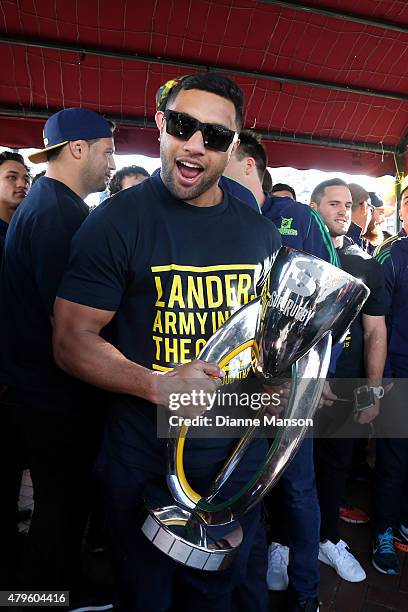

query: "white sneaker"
(399, 523), (408, 543)
(266, 542), (289, 590)
(318, 539), (366, 582)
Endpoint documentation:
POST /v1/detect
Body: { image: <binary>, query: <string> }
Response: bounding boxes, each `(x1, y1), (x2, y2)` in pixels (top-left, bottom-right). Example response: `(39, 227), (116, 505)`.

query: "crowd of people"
(0, 72), (407, 612)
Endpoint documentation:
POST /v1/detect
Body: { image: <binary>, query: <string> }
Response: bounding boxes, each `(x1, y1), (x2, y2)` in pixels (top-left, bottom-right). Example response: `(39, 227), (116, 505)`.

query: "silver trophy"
(142, 247), (369, 570)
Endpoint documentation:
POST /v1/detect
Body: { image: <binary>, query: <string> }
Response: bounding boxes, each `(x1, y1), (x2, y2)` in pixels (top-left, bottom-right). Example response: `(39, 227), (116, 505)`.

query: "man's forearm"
(53, 330), (159, 402)
(364, 330), (387, 385)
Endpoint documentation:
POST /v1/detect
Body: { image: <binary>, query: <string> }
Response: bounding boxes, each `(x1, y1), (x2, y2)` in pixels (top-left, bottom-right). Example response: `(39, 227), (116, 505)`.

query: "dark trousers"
(0, 387), (25, 587)
(374, 438), (408, 533)
(24, 435), (93, 591)
(95, 446), (268, 612)
(231, 522), (268, 612)
(265, 438), (320, 599)
(314, 436), (354, 543)
(314, 396), (367, 544)
(0, 390), (102, 592)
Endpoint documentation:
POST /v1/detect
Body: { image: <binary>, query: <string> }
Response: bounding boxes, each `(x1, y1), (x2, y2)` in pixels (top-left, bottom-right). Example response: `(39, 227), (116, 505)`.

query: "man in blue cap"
(0, 108), (115, 605)
(362, 192), (391, 251)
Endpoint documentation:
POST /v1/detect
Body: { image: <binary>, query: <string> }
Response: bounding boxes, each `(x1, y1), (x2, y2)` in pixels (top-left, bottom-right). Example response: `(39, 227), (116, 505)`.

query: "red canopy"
(1, 0), (408, 176)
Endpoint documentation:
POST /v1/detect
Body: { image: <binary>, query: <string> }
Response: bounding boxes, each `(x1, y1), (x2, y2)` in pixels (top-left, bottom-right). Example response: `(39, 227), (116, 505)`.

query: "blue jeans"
(95, 445), (268, 612)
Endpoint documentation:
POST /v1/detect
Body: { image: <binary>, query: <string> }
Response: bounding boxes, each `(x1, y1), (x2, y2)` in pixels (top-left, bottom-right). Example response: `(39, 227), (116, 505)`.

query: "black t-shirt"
(334, 238), (386, 380)
(0, 177), (92, 409)
(58, 174), (281, 474)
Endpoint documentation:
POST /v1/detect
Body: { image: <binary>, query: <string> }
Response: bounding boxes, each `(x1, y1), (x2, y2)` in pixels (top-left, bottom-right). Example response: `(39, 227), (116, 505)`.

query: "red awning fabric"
(1, 0), (407, 176)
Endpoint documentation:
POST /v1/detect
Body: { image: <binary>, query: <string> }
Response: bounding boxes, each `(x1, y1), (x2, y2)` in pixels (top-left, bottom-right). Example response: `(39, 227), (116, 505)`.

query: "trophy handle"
(167, 297), (262, 511)
(197, 296), (262, 366)
(196, 331), (332, 523)
(168, 331), (332, 523)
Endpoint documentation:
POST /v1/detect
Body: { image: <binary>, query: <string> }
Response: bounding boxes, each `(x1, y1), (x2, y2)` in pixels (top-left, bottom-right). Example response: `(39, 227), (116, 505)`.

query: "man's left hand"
(354, 398), (380, 424)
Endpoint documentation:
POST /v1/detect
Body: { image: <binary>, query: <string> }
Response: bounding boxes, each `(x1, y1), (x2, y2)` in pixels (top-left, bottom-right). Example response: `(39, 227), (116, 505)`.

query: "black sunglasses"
(163, 110), (237, 152)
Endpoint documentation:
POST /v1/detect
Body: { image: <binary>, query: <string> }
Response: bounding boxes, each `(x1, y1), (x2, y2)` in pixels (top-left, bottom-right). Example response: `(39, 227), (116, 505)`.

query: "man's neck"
(254, 184), (266, 207)
(161, 170), (223, 207)
(46, 166), (87, 200)
(0, 207), (11, 225)
(224, 172), (265, 207)
(185, 184), (224, 207)
(332, 235), (344, 249)
(351, 218), (362, 231)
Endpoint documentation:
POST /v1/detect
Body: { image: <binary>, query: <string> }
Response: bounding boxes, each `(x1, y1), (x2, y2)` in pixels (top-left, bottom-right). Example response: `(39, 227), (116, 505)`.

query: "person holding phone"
(310, 179), (387, 583)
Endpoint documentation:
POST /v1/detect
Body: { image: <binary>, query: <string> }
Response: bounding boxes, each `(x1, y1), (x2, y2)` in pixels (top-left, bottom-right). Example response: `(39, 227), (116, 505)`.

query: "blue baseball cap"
(368, 192), (384, 208)
(29, 107), (113, 164)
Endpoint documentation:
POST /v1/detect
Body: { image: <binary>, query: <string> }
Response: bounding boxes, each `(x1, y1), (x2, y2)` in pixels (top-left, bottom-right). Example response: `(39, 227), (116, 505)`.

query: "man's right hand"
(319, 381), (338, 407)
(152, 360), (225, 418)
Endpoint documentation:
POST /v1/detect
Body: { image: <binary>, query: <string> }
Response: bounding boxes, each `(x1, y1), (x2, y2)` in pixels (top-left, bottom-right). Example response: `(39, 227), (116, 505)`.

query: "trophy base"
(141, 504), (242, 571)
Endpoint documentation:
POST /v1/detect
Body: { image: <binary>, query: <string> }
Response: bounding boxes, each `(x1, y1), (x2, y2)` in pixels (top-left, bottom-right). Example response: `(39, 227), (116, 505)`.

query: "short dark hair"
(310, 178), (349, 205)
(0, 151), (30, 175)
(165, 72), (244, 130)
(109, 165), (150, 195)
(235, 130), (267, 182)
(271, 183), (296, 200)
(32, 170), (46, 185)
(262, 168), (272, 194)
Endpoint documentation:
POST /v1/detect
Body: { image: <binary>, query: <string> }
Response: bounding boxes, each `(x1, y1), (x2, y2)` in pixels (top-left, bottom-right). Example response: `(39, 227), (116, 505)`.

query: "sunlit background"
(2, 146), (400, 234)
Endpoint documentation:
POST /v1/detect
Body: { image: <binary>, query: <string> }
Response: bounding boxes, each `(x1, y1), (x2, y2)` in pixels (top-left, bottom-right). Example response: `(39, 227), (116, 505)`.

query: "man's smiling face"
(156, 88), (239, 206)
(312, 185), (352, 237)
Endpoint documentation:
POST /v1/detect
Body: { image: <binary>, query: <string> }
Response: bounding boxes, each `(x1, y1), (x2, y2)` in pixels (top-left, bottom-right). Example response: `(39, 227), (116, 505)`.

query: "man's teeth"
(180, 161), (201, 169)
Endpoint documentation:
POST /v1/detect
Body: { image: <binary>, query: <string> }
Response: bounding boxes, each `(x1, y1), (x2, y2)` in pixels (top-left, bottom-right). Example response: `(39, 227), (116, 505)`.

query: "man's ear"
(245, 156), (256, 176)
(68, 140), (84, 160)
(155, 110), (165, 132)
(310, 201), (318, 210)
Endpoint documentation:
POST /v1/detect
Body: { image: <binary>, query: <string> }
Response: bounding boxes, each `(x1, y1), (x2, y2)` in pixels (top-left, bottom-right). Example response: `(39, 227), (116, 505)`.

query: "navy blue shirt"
(153, 170), (261, 215)
(374, 228), (406, 261)
(219, 176), (260, 213)
(258, 194), (346, 372)
(376, 237), (408, 377)
(0, 177), (92, 408)
(58, 174), (280, 475)
(219, 184), (339, 265)
(347, 221), (373, 254)
(261, 196), (340, 266)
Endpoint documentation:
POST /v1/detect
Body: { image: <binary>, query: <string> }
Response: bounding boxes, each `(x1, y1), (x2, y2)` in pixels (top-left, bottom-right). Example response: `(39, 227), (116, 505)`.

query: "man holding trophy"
(53, 73), (281, 610)
(53, 72), (368, 611)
